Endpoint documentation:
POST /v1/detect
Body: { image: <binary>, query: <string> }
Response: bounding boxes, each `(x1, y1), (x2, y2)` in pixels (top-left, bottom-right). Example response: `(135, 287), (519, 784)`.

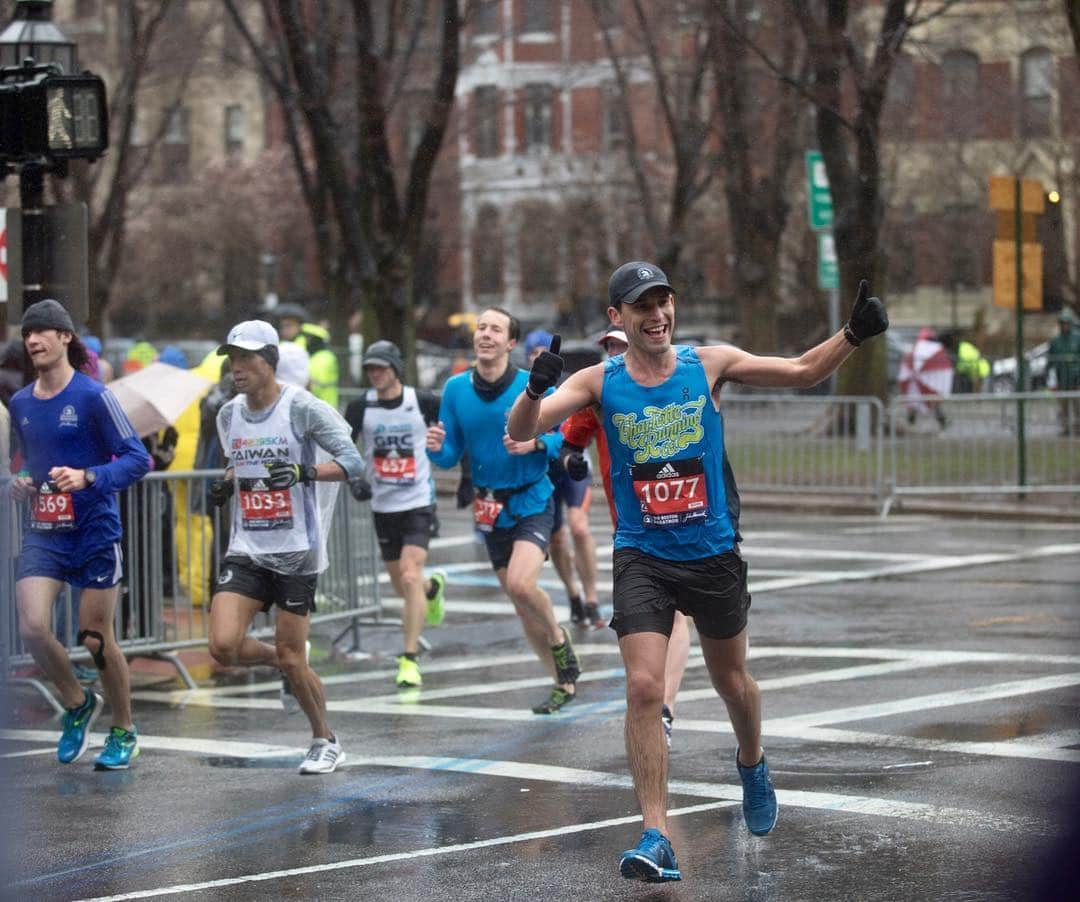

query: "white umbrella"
(107, 362), (212, 437)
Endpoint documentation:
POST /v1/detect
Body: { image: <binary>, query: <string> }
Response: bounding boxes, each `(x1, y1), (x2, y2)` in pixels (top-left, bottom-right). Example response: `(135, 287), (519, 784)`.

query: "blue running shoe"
(94, 726), (140, 770)
(736, 748), (778, 835)
(619, 828), (681, 883)
(57, 689), (102, 764)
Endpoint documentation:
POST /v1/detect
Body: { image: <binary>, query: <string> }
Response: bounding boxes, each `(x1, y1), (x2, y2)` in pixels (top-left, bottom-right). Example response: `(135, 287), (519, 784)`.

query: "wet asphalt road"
(2, 505), (1078, 902)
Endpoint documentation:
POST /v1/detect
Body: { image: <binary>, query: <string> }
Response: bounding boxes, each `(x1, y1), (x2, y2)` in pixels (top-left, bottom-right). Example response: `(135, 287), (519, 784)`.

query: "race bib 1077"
(630, 456), (709, 528)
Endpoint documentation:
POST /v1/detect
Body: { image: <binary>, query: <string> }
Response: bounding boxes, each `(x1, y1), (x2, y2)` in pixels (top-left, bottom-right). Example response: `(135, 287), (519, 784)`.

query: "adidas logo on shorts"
(655, 463), (678, 479)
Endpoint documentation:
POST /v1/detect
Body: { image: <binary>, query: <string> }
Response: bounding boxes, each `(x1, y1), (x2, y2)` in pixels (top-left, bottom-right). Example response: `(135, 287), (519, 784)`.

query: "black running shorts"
(609, 547), (750, 640)
(215, 556), (318, 616)
(373, 504), (439, 562)
(483, 499), (555, 571)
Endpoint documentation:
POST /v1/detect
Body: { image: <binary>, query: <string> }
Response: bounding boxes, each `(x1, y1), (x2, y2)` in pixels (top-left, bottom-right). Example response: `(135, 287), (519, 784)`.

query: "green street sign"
(817, 232), (839, 290)
(805, 150), (834, 230)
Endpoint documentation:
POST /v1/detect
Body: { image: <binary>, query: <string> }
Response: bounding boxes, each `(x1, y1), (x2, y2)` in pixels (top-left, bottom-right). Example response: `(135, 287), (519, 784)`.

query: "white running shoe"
(298, 735), (345, 774)
(280, 640), (312, 714)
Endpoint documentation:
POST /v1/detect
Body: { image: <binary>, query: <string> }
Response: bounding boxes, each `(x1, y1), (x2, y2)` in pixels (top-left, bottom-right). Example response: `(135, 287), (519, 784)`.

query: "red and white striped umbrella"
(899, 332), (953, 415)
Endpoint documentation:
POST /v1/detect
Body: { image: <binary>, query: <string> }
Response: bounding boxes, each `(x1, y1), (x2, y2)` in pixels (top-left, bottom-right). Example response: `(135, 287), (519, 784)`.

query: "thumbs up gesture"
(525, 334), (563, 400)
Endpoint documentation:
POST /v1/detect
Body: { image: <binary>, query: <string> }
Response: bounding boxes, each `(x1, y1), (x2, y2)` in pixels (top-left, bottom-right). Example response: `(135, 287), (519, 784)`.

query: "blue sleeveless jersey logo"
(601, 347), (734, 561)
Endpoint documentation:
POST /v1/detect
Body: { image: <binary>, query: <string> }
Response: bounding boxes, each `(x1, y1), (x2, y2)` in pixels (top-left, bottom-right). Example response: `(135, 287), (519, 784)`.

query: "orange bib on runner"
(237, 478), (294, 531)
(473, 493), (504, 532)
(30, 484), (76, 531)
(630, 456), (709, 529)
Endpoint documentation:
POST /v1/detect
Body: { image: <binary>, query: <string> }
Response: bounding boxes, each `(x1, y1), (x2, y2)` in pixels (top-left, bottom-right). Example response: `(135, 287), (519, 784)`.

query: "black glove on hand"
(456, 478), (475, 509)
(209, 478), (234, 508)
(349, 477), (373, 502)
(265, 460), (318, 490)
(844, 280), (889, 346)
(565, 451), (589, 481)
(525, 334), (563, 400)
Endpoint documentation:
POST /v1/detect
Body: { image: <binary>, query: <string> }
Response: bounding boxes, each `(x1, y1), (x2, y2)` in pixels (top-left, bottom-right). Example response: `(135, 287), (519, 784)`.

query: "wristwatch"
(84, 468), (97, 486)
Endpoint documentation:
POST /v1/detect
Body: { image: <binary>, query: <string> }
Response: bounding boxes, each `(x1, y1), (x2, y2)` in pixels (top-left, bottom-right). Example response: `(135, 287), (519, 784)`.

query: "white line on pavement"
(760, 671), (1080, 730)
(72, 800), (732, 902)
(69, 749), (1056, 901)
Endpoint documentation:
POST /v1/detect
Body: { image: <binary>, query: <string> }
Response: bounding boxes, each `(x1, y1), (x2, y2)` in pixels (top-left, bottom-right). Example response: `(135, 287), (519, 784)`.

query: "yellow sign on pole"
(989, 175), (1045, 214)
(992, 240), (1043, 309)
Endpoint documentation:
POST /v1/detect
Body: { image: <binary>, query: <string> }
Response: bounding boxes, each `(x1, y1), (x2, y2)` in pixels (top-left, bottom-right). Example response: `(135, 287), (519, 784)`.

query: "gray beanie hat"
(362, 340), (404, 378)
(21, 299), (76, 334)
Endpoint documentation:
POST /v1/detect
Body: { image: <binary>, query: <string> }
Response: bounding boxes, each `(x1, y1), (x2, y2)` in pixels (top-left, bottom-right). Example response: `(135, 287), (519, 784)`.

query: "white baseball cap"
(217, 320), (279, 355)
(597, 328), (628, 348)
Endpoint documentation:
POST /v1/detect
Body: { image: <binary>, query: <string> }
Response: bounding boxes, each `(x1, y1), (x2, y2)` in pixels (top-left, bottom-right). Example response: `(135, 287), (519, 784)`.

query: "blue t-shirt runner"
(11, 370), (150, 570)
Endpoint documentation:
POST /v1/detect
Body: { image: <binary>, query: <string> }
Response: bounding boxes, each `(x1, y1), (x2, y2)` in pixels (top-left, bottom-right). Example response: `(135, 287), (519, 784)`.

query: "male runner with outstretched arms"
(508, 262), (887, 882)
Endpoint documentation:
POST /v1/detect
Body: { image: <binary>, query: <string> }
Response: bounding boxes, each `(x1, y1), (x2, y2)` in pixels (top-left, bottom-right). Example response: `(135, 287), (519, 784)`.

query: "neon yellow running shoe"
(395, 655), (422, 687)
(425, 570), (446, 626)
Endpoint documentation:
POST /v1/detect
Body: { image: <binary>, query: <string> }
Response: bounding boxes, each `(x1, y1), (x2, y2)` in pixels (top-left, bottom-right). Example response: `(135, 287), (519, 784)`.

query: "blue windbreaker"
(429, 368), (562, 527)
(10, 371), (150, 554)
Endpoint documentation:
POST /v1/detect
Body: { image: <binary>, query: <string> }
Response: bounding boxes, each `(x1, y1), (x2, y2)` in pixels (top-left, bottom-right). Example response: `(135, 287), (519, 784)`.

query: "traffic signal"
(1040, 190), (1066, 313)
(0, 67), (107, 162)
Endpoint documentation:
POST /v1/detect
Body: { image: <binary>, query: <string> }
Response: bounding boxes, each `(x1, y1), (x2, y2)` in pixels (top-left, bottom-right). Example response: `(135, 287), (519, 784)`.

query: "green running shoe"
(396, 655), (422, 688)
(531, 685), (575, 714)
(94, 726), (140, 770)
(551, 626), (581, 684)
(57, 689), (102, 764)
(425, 570), (446, 626)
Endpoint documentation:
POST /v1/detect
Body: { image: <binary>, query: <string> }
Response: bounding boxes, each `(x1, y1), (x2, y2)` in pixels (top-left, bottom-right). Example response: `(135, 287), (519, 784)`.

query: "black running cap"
(608, 261), (673, 306)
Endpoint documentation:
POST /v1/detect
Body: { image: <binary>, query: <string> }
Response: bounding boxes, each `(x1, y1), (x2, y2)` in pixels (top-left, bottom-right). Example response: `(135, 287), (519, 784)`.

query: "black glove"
(265, 460), (318, 490)
(456, 478), (475, 510)
(844, 280), (888, 346)
(525, 334), (563, 400)
(209, 478), (234, 508)
(565, 451), (589, 481)
(349, 477), (373, 502)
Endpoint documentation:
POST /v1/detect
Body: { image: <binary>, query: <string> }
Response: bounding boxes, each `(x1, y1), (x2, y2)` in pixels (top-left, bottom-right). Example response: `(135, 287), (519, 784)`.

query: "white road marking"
(763, 672), (1080, 729)
(0, 746), (57, 759)
(771, 726), (1080, 764)
(69, 749), (1056, 901)
(73, 800), (733, 902)
(748, 543), (1080, 593)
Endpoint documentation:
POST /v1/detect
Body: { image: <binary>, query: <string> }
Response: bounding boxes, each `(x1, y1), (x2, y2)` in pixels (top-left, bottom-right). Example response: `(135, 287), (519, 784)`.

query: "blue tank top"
(601, 346), (734, 560)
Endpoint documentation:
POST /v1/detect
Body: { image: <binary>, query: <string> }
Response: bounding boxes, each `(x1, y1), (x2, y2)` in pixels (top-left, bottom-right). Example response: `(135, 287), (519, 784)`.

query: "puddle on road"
(912, 710), (1050, 742)
(201, 755), (298, 769)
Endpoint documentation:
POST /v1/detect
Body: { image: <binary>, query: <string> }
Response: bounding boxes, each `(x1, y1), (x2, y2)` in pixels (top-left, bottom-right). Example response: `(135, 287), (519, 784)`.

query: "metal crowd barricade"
(2, 470), (381, 710)
(884, 391), (1080, 514)
(720, 394), (886, 505)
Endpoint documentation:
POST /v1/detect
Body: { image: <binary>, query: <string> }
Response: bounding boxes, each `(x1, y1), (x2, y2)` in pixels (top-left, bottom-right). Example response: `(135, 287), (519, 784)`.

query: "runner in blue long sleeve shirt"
(426, 307), (581, 713)
(9, 300), (150, 770)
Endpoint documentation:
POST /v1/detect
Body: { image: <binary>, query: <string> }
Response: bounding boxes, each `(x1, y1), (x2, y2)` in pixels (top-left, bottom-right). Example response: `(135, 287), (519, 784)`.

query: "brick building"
(443, 0), (1078, 346)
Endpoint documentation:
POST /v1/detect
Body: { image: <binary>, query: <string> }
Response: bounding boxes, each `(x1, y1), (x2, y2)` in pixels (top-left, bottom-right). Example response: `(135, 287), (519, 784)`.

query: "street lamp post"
(0, 0), (107, 333)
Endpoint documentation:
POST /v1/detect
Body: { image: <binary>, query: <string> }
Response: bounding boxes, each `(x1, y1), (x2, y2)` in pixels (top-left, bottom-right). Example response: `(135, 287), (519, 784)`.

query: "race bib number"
(238, 478), (294, 530)
(373, 448), (416, 484)
(30, 484), (76, 531)
(473, 493), (504, 533)
(630, 456), (709, 529)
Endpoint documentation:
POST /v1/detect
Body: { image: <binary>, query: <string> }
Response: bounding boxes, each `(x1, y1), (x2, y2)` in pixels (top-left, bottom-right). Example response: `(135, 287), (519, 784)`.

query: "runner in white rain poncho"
(208, 320), (362, 775)
(217, 382), (357, 574)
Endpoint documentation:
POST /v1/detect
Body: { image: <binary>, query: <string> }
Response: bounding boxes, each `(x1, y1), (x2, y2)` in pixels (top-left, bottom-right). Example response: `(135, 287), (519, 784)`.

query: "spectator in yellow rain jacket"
(954, 338), (989, 393)
(296, 322), (339, 409)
